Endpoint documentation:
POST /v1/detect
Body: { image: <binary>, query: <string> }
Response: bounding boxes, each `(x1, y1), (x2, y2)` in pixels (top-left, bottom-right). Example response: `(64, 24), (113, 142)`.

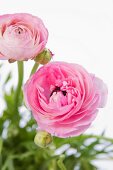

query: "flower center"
(15, 27), (23, 34)
(50, 86), (67, 97)
(49, 80), (81, 107)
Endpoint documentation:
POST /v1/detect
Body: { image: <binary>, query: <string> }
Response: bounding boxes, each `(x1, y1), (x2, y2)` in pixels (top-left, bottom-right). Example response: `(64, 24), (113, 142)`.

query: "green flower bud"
(34, 130), (53, 148)
(34, 49), (53, 65)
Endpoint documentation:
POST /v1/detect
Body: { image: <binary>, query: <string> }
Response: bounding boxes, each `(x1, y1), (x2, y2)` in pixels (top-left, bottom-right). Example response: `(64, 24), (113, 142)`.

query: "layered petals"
(0, 13), (48, 61)
(24, 62), (108, 138)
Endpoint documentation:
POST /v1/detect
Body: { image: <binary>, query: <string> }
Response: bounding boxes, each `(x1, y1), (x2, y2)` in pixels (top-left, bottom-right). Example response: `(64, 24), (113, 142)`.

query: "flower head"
(0, 13), (48, 61)
(24, 62), (108, 138)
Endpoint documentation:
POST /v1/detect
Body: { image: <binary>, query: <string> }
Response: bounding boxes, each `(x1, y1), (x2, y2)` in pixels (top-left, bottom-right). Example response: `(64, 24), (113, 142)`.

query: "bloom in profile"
(0, 13), (48, 61)
(24, 62), (108, 138)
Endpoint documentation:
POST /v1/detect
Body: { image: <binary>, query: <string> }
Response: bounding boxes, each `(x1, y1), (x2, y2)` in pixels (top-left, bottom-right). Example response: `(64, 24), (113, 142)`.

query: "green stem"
(14, 61), (24, 112)
(30, 62), (39, 76)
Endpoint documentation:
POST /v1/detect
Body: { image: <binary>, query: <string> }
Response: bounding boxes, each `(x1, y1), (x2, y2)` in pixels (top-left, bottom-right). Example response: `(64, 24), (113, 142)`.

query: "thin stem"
(14, 61), (24, 112)
(30, 62), (39, 77)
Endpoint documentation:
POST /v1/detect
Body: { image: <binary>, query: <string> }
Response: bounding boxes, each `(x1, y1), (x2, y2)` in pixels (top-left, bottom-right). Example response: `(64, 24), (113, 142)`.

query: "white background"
(0, 0), (113, 169)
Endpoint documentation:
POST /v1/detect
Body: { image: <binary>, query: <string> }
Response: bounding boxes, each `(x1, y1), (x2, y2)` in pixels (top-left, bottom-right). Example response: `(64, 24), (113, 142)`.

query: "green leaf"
(80, 159), (97, 170)
(7, 159), (14, 170)
(3, 72), (12, 85)
(64, 155), (78, 170)
(0, 137), (3, 154)
(0, 63), (3, 68)
(57, 154), (67, 170)
(1, 158), (14, 170)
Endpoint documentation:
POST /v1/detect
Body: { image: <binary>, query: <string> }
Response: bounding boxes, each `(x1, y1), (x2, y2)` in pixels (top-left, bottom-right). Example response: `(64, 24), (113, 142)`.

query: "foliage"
(0, 62), (113, 170)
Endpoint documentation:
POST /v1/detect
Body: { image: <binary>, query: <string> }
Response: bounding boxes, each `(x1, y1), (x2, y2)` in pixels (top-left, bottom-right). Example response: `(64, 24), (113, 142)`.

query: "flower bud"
(34, 130), (52, 148)
(34, 49), (53, 65)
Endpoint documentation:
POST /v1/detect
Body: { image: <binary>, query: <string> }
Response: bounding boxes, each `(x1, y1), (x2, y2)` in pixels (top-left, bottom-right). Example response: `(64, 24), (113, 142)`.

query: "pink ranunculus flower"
(0, 13), (48, 61)
(24, 62), (108, 138)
